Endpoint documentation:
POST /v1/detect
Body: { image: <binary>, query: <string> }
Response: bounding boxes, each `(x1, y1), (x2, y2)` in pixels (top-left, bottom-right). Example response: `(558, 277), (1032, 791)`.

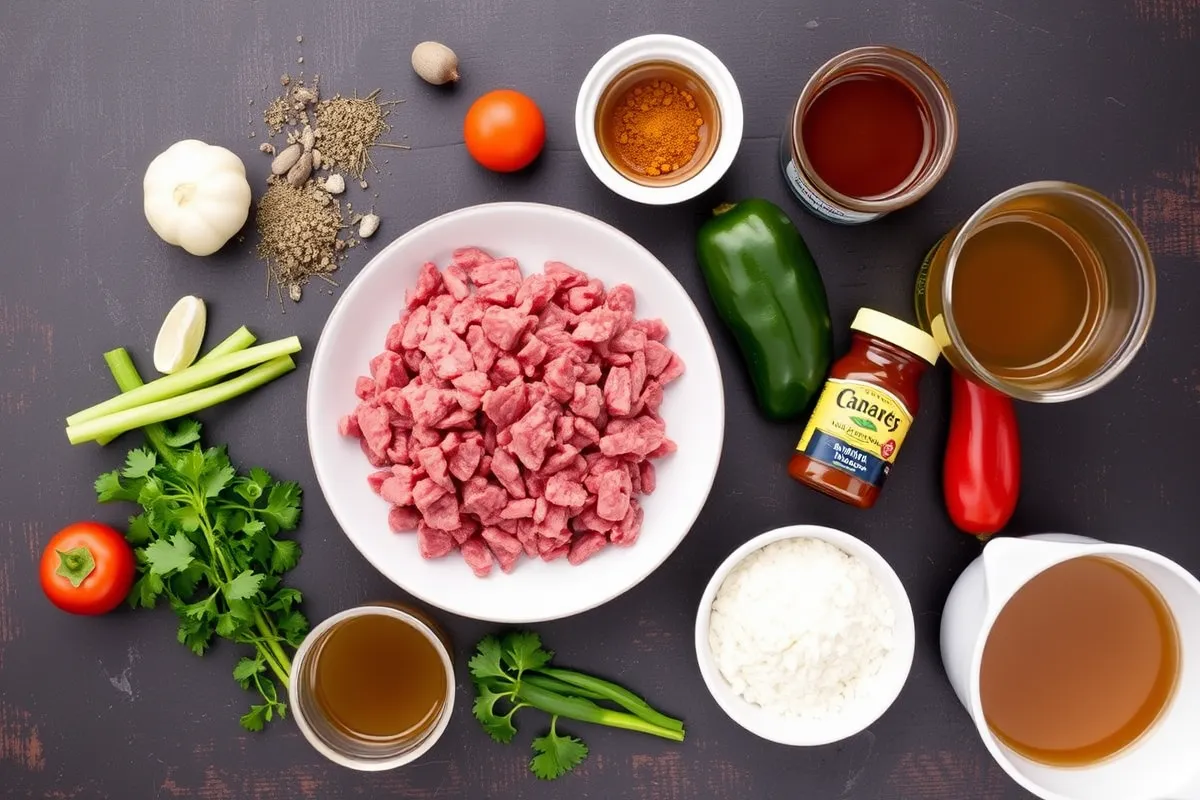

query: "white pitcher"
(941, 534), (1200, 800)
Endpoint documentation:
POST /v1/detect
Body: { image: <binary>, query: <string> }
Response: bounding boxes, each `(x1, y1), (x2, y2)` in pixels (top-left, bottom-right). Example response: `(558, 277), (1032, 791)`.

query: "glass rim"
(789, 45), (958, 213)
(940, 181), (1157, 403)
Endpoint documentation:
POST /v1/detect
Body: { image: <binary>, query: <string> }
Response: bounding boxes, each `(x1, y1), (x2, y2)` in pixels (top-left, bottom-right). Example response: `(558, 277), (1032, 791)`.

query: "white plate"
(307, 202), (724, 622)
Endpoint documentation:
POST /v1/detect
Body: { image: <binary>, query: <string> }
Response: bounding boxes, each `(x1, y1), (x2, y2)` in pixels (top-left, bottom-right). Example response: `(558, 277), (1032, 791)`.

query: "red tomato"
(464, 89), (546, 172)
(40, 522), (135, 615)
(944, 371), (1021, 537)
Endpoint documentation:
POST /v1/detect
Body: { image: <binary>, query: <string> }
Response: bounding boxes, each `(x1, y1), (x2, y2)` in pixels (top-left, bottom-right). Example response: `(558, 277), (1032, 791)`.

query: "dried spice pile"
(254, 72), (404, 303)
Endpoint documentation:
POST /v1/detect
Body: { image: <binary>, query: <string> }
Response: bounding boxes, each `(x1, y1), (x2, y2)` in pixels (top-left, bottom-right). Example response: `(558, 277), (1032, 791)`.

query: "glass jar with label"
(779, 46), (958, 225)
(788, 308), (940, 508)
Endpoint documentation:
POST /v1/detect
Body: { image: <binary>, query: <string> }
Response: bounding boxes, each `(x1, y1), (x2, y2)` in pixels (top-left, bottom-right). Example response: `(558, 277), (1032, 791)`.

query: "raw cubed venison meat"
(337, 251), (684, 577)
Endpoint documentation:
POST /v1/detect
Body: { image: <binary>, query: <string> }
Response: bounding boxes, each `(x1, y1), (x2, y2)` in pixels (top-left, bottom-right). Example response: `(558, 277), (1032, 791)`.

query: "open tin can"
(780, 46), (957, 224)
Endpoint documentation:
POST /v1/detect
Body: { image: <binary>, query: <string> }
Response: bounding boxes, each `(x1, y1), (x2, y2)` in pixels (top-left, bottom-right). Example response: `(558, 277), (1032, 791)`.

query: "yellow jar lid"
(851, 308), (941, 365)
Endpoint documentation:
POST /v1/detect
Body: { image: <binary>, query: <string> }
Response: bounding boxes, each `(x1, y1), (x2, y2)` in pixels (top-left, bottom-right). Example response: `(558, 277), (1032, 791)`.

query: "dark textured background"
(2, 0), (1199, 797)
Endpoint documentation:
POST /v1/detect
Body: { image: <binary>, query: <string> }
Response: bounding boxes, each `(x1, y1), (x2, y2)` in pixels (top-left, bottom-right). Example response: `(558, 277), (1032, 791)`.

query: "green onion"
(532, 667), (685, 732)
(512, 682), (685, 742)
(520, 673), (609, 702)
(94, 328), (259, 446)
(67, 336), (300, 426)
(66, 356), (296, 445)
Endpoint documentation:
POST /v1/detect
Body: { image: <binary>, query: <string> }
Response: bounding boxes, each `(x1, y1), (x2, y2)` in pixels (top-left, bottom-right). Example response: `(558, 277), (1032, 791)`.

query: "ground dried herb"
(315, 91), (392, 178)
(256, 181), (343, 302)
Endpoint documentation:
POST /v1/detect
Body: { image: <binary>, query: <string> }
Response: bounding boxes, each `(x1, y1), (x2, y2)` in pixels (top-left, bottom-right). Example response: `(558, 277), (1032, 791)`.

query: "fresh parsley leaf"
(163, 419), (202, 448)
(233, 657), (264, 688)
(95, 471), (136, 503)
(181, 593), (217, 620)
(262, 482), (301, 532)
(129, 572), (164, 609)
(177, 447), (206, 483)
(249, 467), (272, 488)
(122, 448), (157, 479)
(202, 463), (236, 499)
(266, 587), (303, 613)
(227, 598), (257, 623)
(215, 613), (240, 638)
(126, 514), (153, 545)
(502, 631), (553, 675)
(144, 533), (196, 576)
(177, 615), (214, 656)
(233, 479), (264, 504)
(224, 570), (265, 602)
(240, 704), (270, 732)
(269, 539), (300, 574)
(136, 475), (164, 507)
(530, 719), (588, 780)
(276, 609), (309, 645)
(169, 562), (207, 599)
(472, 683), (519, 744)
(469, 636), (512, 683)
(241, 519), (266, 537)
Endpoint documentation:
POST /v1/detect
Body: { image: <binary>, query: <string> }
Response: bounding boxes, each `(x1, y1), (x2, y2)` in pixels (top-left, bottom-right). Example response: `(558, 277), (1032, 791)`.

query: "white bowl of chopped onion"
(694, 525), (915, 746)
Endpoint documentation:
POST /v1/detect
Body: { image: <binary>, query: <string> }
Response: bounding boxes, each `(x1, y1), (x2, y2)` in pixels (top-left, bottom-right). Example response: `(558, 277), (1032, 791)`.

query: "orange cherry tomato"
(40, 522), (135, 615)
(464, 89), (546, 172)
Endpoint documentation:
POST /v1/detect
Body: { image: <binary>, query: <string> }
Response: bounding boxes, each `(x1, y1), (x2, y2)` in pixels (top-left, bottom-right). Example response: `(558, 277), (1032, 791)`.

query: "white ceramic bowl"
(307, 202), (724, 623)
(694, 525), (916, 746)
(575, 34), (743, 205)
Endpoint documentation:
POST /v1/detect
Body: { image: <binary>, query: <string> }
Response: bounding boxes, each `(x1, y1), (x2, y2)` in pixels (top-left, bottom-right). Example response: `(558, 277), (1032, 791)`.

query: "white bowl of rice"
(694, 525), (915, 746)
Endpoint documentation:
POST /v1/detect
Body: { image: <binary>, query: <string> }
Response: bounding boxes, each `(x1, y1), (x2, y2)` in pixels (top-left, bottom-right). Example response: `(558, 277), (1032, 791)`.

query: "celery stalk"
(66, 356), (296, 445)
(67, 336), (300, 426)
(94, 328), (258, 446)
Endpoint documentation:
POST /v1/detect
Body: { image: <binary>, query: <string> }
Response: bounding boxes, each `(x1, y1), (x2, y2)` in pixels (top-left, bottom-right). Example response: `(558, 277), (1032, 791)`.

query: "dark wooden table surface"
(3, 0), (1198, 797)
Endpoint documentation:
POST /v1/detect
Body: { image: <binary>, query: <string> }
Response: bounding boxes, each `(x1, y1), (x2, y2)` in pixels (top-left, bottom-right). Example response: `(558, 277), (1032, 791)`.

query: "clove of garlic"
(358, 213), (381, 238)
(271, 143), (303, 175)
(323, 173), (345, 195)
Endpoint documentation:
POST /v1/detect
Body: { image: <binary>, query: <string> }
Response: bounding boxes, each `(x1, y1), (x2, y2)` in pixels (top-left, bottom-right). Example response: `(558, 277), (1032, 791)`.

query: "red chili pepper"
(944, 371), (1021, 537)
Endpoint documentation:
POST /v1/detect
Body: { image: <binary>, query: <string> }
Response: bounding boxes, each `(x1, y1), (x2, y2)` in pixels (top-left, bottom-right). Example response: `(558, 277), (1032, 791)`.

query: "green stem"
(67, 356), (296, 444)
(521, 673), (608, 701)
(513, 682), (684, 742)
(199, 327), (257, 361)
(68, 336), (301, 426)
(101, 348), (173, 453)
(532, 667), (684, 732)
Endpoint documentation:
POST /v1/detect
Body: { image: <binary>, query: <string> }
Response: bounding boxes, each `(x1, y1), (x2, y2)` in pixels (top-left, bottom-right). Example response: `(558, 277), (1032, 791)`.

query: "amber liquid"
(312, 614), (447, 741)
(801, 71), (929, 198)
(980, 556), (1179, 766)
(952, 211), (1105, 378)
(595, 61), (721, 187)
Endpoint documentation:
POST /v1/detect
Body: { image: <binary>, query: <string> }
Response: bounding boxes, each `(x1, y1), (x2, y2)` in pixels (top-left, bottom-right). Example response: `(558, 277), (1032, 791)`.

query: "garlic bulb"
(411, 41), (460, 85)
(143, 140), (252, 256)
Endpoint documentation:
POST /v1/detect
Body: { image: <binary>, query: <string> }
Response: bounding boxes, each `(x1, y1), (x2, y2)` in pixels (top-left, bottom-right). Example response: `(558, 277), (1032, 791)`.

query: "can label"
(796, 379), (913, 488)
(783, 158), (880, 225)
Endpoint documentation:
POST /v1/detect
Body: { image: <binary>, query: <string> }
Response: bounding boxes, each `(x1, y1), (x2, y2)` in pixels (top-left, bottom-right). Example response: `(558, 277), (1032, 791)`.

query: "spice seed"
(358, 213), (380, 238)
(259, 142), (276, 156)
(286, 152), (314, 187)
(311, 148), (322, 169)
(271, 143), (303, 175)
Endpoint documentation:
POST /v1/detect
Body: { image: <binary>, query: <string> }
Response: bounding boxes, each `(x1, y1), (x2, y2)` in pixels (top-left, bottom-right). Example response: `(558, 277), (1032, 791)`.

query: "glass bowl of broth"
(289, 604), (454, 770)
(916, 181), (1156, 402)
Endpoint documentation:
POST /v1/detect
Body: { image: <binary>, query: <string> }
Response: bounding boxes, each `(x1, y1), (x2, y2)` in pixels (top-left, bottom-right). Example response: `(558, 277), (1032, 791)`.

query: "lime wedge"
(153, 295), (207, 374)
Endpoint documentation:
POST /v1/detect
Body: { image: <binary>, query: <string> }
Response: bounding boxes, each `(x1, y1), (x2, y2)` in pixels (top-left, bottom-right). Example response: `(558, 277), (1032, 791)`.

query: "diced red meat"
(603, 366), (633, 417)
(538, 302), (575, 330)
(544, 260), (588, 289)
(596, 469), (632, 522)
(489, 447), (526, 499)
(539, 542), (571, 562)
(481, 378), (528, 429)
(481, 306), (530, 352)
(429, 295), (456, 318)
(630, 350), (647, 400)
(449, 439), (483, 482)
(633, 318), (669, 341)
(499, 498), (536, 519)
(357, 404), (392, 457)
(385, 321), (407, 353)
(640, 380), (665, 415)
(354, 376), (377, 400)
(448, 296), (484, 335)
(568, 532), (608, 565)
(418, 522), (456, 559)
(477, 279), (521, 307)
(507, 400), (559, 471)
(525, 470), (547, 499)
(380, 472), (415, 506)
(541, 356), (576, 402)
(367, 469), (391, 494)
(421, 490), (462, 532)
(571, 307), (622, 344)
(403, 384), (458, 427)
(421, 316), (474, 380)
(465, 325), (499, 373)
(565, 279), (605, 314)
(576, 504), (615, 533)
(461, 477), (509, 521)
(517, 335), (548, 374)
(648, 438), (677, 458)
(461, 537), (494, 577)
(611, 500), (644, 546)
(516, 274), (556, 313)
(489, 354), (521, 385)
(541, 445), (579, 475)
(447, 518), (480, 545)
(437, 407), (477, 429)
(416, 446), (453, 493)
(545, 474), (588, 509)
(600, 415), (666, 458)
(469, 256), (522, 286)
(451, 246), (493, 270)
(660, 353), (685, 384)
(338, 413), (361, 438)
(372, 351), (408, 390)
(604, 284), (635, 313)
(611, 328), (647, 354)
(639, 460), (656, 494)
(443, 263), (471, 301)
(576, 361), (603, 385)
(406, 262), (444, 310)
(359, 437), (389, 468)
(569, 382), (603, 420)
(388, 506), (422, 532)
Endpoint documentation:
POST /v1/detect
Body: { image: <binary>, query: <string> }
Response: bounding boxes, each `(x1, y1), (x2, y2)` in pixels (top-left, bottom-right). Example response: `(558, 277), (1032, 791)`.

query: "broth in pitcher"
(979, 556), (1179, 766)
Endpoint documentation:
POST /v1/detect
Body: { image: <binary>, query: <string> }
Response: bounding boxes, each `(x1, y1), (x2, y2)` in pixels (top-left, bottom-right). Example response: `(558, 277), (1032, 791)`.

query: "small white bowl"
(575, 34), (743, 205)
(694, 525), (916, 746)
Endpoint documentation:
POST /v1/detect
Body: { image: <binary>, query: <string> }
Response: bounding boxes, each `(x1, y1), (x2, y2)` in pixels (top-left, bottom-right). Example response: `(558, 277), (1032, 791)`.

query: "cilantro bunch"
(93, 348), (308, 731)
(470, 632), (685, 780)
